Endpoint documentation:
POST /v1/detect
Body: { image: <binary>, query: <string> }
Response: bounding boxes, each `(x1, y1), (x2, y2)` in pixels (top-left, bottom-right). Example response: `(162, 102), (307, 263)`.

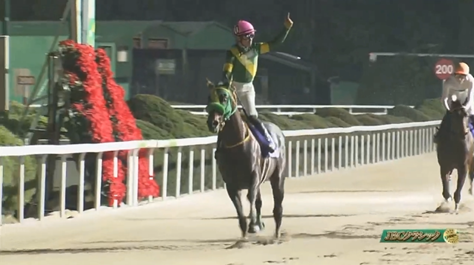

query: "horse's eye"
(219, 94), (227, 102)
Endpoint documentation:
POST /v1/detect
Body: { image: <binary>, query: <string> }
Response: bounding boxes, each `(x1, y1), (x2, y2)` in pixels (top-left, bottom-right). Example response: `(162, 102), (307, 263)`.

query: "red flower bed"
(95, 49), (160, 199)
(59, 40), (126, 206)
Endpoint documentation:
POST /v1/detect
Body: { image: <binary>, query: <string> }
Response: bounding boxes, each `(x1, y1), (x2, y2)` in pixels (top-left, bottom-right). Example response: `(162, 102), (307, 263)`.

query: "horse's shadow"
(225, 234), (289, 249)
(0, 236), (288, 255)
(202, 213), (355, 220)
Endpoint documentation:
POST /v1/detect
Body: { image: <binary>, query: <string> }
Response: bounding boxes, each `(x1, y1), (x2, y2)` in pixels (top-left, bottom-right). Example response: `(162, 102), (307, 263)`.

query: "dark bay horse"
(437, 94), (474, 213)
(205, 80), (286, 239)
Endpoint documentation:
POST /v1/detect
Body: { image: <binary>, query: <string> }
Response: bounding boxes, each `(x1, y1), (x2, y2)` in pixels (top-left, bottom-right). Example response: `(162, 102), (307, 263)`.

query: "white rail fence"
(0, 120), (439, 225)
(171, 104), (415, 116)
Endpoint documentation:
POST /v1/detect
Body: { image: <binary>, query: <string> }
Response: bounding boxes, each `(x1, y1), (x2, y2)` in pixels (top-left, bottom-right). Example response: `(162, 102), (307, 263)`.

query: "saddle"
(469, 122), (474, 137)
(244, 119), (279, 158)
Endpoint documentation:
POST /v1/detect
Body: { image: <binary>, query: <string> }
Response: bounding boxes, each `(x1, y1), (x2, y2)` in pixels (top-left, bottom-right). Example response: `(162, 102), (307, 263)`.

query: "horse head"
(445, 94), (469, 137)
(205, 79), (238, 133)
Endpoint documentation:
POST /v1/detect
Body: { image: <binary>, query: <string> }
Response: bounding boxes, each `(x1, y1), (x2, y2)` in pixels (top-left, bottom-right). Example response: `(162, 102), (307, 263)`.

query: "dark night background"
(4, 0), (474, 105)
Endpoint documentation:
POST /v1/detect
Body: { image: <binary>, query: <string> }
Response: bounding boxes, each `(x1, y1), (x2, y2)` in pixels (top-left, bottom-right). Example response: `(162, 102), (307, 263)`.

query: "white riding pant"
(233, 81), (258, 117)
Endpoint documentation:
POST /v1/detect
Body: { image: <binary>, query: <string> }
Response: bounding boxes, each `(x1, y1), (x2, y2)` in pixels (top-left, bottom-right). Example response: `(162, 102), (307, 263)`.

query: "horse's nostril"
(213, 120), (219, 127)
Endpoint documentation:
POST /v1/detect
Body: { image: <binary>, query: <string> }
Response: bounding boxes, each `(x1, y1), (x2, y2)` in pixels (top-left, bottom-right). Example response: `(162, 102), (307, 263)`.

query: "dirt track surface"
(1, 153), (474, 265)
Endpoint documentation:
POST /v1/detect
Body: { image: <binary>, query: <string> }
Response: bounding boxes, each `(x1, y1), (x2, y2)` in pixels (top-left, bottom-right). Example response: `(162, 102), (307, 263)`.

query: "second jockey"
(218, 13), (294, 154)
(434, 62), (474, 144)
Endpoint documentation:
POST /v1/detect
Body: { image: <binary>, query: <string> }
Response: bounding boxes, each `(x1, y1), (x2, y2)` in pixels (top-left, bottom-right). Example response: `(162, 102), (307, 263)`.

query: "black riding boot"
(248, 115), (276, 152)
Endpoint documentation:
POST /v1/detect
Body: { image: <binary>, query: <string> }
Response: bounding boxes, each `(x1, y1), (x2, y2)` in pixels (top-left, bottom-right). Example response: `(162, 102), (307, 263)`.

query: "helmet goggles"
(239, 33), (255, 39)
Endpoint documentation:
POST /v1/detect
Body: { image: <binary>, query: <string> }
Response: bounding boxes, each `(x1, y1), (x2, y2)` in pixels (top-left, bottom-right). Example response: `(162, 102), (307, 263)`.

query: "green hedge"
(128, 95), (443, 197)
(0, 96), (443, 216)
(129, 95), (443, 138)
(0, 126), (37, 216)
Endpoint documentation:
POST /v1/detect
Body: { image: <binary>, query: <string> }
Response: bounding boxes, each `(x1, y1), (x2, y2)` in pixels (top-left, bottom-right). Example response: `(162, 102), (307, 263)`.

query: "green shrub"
(175, 110), (213, 137)
(415, 98), (444, 120)
(290, 114), (332, 128)
(128, 94), (186, 138)
(416, 99), (445, 115)
(324, 117), (351, 127)
(136, 119), (172, 140)
(369, 114), (413, 124)
(0, 126), (37, 215)
(417, 107), (443, 120)
(259, 112), (310, 130)
(316, 108), (362, 126)
(355, 114), (384, 126)
(8, 101), (37, 116)
(388, 105), (431, 122)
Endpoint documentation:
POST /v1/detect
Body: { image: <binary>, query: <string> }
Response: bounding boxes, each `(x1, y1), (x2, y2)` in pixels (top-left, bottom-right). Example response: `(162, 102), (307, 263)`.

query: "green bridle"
(205, 85), (238, 121)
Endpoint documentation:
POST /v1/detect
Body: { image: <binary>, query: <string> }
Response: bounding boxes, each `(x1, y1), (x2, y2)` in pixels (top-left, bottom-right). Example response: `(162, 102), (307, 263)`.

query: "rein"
(223, 122), (251, 148)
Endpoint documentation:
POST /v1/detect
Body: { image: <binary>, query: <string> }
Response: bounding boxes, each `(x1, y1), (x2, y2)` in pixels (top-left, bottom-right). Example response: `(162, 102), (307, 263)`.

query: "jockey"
(434, 62), (474, 144)
(218, 13), (294, 154)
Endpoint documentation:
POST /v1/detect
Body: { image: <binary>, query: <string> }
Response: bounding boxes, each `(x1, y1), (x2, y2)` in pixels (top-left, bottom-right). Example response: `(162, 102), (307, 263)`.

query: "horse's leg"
(440, 165), (452, 202)
(255, 189), (265, 231)
(470, 171), (474, 195)
(453, 166), (468, 214)
(247, 172), (260, 234)
(270, 170), (285, 239)
(469, 162), (474, 195)
(226, 185), (247, 239)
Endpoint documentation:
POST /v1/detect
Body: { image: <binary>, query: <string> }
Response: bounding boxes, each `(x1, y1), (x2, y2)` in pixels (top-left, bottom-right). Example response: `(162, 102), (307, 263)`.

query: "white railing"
(171, 104), (415, 116)
(0, 120), (439, 225)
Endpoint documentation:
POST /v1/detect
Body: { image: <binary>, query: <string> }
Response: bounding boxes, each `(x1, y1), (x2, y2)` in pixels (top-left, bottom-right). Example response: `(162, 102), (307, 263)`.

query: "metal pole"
(70, 0), (82, 43)
(0, 0), (10, 117)
(2, 0), (10, 35)
(0, 36), (9, 115)
(84, 0), (95, 47)
(81, 0), (88, 44)
(369, 52), (474, 62)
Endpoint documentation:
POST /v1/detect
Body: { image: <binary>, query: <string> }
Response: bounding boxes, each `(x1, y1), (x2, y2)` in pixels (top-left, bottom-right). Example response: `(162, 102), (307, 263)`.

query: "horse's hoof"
(470, 188), (473, 195)
(455, 203), (460, 213)
(259, 221), (266, 231)
(248, 224), (260, 234)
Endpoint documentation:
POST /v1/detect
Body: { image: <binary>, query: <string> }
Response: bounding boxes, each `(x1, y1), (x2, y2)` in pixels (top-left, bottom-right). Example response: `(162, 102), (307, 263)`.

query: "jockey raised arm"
(434, 62), (474, 143)
(218, 13), (293, 154)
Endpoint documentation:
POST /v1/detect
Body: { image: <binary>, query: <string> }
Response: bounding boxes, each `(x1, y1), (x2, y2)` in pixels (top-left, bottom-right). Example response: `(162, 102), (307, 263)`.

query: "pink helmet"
(233, 20), (256, 36)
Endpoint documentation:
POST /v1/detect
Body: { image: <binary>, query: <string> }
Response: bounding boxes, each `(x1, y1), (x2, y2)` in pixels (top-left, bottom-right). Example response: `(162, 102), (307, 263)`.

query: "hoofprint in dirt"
(1, 154), (473, 265)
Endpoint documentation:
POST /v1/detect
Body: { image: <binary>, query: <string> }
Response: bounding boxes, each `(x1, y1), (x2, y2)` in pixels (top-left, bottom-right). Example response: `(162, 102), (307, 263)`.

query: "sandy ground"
(1, 153), (474, 265)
